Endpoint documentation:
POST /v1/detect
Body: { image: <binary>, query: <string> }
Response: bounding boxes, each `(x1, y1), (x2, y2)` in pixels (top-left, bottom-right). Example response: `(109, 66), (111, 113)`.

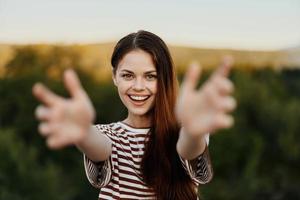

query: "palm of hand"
(49, 98), (93, 141)
(176, 60), (236, 136)
(33, 70), (95, 149)
(177, 86), (218, 136)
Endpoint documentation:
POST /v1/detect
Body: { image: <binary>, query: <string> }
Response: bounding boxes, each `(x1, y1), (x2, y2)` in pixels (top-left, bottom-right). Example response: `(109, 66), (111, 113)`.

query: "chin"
(128, 107), (152, 117)
(122, 95), (155, 117)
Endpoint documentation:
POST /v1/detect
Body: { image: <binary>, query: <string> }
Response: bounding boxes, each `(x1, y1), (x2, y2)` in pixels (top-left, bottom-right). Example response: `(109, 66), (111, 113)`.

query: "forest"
(0, 44), (299, 200)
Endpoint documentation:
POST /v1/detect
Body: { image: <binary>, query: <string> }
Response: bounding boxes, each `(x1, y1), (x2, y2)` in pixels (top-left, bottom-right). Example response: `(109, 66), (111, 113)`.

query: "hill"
(280, 45), (300, 67)
(0, 43), (299, 79)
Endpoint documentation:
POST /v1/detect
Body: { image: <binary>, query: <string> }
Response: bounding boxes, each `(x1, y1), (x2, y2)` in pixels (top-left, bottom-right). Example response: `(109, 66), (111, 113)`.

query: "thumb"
(213, 55), (234, 78)
(182, 62), (202, 92)
(63, 69), (85, 99)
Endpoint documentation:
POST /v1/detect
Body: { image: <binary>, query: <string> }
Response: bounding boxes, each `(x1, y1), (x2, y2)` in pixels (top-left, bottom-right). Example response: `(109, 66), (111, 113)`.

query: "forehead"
(117, 49), (156, 72)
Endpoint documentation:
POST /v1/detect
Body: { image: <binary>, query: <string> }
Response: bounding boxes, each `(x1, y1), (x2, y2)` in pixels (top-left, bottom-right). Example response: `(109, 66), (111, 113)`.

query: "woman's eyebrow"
(120, 69), (133, 73)
(120, 69), (157, 74)
(145, 70), (157, 74)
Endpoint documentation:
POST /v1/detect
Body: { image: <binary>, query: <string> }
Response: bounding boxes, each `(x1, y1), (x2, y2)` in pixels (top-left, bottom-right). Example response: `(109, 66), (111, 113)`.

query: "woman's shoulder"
(94, 122), (117, 128)
(94, 121), (150, 138)
(93, 122), (121, 136)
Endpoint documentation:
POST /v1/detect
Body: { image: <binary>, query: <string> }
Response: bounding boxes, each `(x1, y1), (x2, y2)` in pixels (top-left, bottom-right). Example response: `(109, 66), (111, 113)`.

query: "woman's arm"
(32, 69), (112, 162)
(176, 128), (206, 160)
(75, 126), (112, 162)
(176, 57), (236, 160)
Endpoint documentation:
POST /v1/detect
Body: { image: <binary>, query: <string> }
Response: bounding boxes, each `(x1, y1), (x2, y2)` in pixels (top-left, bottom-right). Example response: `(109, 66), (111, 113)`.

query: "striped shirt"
(84, 122), (213, 200)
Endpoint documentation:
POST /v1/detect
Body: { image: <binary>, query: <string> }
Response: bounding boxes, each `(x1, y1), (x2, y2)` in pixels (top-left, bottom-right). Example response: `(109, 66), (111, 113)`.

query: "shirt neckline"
(117, 121), (150, 134)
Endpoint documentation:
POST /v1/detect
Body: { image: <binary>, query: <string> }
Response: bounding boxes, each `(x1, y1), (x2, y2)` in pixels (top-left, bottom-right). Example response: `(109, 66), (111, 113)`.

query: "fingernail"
(226, 116), (234, 127)
(47, 138), (56, 149)
(223, 55), (234, 66)
(33, 83), (41, 92)
(66, 68), (75, 75)
(190, 60), (199, 68)
(39, 123), (50, 135)
(36, 107), (48, 118)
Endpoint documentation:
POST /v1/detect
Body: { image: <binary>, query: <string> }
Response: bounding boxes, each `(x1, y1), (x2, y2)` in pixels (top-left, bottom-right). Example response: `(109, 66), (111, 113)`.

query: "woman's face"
(113, 49), (157, 118)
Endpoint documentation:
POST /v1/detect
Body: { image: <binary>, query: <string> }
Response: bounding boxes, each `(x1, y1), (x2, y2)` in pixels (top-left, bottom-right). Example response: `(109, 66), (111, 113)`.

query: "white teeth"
(129, 95), (149, 101)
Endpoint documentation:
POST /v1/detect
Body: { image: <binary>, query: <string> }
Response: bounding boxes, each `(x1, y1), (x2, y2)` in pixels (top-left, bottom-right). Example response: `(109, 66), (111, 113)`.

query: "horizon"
(0, 41), (286, 52)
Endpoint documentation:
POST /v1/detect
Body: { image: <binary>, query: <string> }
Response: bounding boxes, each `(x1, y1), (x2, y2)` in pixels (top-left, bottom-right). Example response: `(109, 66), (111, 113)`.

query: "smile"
(128, 95), (150, 101)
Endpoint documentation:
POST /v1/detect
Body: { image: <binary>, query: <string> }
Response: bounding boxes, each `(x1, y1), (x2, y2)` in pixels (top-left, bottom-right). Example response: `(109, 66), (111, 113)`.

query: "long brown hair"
(111, 30), (197, 200)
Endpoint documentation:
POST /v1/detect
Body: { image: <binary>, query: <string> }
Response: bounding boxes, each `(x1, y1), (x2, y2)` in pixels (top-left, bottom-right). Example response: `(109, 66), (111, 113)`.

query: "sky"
(0, 0), (299, 50)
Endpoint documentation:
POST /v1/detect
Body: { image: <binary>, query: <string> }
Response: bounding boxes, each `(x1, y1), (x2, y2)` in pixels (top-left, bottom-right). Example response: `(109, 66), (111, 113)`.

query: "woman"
(32, 30), (236, 199)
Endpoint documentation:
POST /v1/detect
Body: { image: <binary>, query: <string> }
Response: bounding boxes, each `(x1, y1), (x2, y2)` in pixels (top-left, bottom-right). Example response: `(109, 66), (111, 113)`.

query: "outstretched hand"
(32, 69), (95, 149)
(176, 57), (236, 137)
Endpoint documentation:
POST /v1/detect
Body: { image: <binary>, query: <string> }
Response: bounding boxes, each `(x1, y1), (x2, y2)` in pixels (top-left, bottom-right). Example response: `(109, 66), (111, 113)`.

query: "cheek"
(151, 82), (157, 94)
(116, 81), (131, 94)
(117, 86), (130, 106)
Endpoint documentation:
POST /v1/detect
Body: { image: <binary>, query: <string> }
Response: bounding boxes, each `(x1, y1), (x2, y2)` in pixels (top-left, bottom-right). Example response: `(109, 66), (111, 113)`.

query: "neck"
(123, 113), (152, 128)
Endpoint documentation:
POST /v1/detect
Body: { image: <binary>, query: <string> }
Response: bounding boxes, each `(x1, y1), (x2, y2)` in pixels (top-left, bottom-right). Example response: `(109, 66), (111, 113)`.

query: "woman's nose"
(133, 78), (145, 91)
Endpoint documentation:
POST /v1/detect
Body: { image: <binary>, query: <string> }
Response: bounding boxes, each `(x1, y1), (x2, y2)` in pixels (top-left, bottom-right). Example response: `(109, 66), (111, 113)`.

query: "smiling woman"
(112, 50), (157, 121)
(32, 30), (236, 200)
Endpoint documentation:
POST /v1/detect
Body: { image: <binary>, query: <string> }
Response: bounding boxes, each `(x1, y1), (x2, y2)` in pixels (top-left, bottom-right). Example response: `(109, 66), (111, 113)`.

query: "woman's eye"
(146, 74), (157, 81)
(121, 73), (133, 80)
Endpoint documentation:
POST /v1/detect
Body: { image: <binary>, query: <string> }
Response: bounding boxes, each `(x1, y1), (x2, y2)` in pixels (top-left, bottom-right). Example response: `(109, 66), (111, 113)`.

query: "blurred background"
(0, 0), (300, 199)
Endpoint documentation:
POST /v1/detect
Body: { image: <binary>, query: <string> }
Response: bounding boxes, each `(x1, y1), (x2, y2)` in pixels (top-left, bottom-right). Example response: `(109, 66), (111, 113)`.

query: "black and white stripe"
(84, 122), (213, 199)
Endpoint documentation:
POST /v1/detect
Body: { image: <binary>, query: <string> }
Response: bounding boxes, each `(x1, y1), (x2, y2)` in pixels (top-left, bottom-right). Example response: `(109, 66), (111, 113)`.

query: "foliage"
(0, 46), (299, 200)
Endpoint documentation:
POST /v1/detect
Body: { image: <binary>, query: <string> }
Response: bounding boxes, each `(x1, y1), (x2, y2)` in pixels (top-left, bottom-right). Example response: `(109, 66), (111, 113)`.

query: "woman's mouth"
(128, 95), (150, 104)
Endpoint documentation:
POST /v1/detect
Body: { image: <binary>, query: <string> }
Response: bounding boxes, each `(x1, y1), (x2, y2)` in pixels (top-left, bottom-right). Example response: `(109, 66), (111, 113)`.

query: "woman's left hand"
(175, 57), (236, 137)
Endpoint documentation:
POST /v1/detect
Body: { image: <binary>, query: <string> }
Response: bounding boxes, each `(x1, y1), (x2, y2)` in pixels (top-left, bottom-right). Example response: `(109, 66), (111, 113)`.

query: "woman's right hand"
(32, 69), (96, 149)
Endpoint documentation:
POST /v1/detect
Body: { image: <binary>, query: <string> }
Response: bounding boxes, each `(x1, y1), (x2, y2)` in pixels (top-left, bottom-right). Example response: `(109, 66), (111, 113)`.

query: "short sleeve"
(180, 134), (213, 185)
(83, 124), (115, 188)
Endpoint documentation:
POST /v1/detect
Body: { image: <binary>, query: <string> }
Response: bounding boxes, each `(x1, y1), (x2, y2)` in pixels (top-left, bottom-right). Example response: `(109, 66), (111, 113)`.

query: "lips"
(128, 95), (150, 102)
(127, 94), (151, 107)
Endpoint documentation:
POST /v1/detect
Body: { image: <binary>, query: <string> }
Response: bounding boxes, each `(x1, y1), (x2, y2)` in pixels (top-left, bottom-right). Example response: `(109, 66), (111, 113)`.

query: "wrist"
(75, 125), (94, 147)
(177, 127), (207, 160)
(180, 126), (206, 141)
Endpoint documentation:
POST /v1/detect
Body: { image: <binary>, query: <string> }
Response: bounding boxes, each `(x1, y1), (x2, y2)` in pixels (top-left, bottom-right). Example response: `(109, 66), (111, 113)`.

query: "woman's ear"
(112, 73), (118, 86)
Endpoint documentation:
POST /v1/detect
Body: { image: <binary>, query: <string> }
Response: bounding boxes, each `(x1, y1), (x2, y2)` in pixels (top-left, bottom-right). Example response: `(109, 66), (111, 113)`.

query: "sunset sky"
(0, 0), (299, 50)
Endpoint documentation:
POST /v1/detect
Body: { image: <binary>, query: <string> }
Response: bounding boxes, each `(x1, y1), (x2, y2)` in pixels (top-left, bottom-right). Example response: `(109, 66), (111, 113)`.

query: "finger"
(212, 56), (234, 78)
(217, 97), (236, 112)
(45, 123), (72, 149)
(35, 105), (52, 121)
(200, 83), (218, 104)
(212, 77), (234, 95)
(214, 114), (234, 130)
(32, 83), (62, 106)
(47, 135), (63, 149)
(47, 133), (71, 149)
(181, 62), (202, 92)
(38, 122), (52, 136)
(64, 69), (85, 99)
